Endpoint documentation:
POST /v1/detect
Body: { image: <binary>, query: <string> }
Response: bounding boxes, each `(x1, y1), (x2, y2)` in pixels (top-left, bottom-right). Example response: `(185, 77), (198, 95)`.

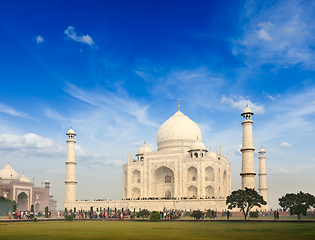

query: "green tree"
(191, 210), (203, 220)
(136, 209), (150, 219)
(249, 210), (259, 219)
(45, 206), (49, 218)
(150, 211), (161, 222)
(0, 197), (16, 215)
(226, 188), (266, 221)
(205, 209), (212, 218)
(279, 191), (315, 220)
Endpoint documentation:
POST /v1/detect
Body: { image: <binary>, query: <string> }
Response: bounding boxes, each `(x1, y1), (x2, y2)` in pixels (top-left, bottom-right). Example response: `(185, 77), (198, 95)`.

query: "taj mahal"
(63, 104), (268, 212)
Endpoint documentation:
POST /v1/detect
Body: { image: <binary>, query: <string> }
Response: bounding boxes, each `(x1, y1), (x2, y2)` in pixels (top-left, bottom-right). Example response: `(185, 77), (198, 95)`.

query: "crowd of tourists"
(7, 210), (52, 219)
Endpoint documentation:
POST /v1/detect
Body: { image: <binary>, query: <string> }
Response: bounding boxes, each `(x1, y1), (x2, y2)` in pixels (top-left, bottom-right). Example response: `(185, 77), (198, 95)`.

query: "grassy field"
(1, 220), (315, 239)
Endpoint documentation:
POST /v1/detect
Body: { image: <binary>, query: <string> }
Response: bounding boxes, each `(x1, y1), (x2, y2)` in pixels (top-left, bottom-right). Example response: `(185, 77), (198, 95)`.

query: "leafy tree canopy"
(279, 191), (315, 220)
(191, 210), (203, 220)
(0, 197), (16, 215)
(136, 209), (150, 219)
(226, 188), (266, 220)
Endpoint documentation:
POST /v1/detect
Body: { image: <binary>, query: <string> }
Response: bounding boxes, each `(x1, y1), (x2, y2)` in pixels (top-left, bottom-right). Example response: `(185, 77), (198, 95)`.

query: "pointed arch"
(187, 166), (197, 182)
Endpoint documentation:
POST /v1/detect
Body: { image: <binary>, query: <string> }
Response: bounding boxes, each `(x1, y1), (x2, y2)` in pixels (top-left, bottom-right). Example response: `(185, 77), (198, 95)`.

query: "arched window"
(194, 153), (198, 158)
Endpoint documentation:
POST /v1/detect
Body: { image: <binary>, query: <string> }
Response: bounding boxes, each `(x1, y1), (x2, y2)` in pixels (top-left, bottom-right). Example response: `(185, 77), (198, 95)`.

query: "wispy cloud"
(64, 26), (94, 46)
(221, 95), (265, 114)
(280, 142), (292, 148)
(36, 35), (44, 44)
(64, 83), (158, 127)
(0, 102), (32, 119)
(233, 0), (315, 69)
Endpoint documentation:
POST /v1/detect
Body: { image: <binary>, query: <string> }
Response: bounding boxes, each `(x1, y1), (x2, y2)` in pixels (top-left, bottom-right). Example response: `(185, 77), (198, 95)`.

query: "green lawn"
(1, 221), (315, 239)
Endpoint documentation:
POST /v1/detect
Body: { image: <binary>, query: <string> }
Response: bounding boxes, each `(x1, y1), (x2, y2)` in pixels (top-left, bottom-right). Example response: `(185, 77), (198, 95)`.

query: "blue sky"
(0, 0), (315, 210)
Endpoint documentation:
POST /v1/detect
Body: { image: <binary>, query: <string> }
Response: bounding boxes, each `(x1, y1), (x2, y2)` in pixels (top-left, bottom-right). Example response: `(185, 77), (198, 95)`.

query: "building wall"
(122, 148), (231, 211)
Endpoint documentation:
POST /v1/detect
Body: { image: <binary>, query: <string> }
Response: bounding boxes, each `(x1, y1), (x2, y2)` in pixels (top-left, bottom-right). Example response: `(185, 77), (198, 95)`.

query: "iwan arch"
(64, 104), (268, 212)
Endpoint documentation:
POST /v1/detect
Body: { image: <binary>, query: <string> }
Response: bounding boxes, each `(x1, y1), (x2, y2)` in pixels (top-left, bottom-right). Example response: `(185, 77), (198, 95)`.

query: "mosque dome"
(19, 174), (31, 183)
(207, 150), (217, 159)
(190, 141), (206, 151)
(156, 110), (202, 151)
(137, 143), (152, 155)
(0, 164), (20, 180)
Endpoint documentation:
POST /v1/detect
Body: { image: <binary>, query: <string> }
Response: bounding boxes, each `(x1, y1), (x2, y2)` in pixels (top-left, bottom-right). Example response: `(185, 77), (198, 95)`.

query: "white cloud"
(257, 28), (272, 41)
(280, 142), (292, 148)
(64, 26), (94, 45)
(221, 95), (265, 114)
(233, 0), (315, 69)
(0, 133), (64, 154)
(36, 36), (44, 44)
(0, 102), (32, 119)
(266, 95), (275, 101)
(270, 168), (295, 174)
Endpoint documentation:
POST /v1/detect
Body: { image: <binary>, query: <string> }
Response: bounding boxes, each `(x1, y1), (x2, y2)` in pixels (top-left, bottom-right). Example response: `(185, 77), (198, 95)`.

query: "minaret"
(65, 127), (77, 202)
(258, 147), (268, 210)
(240, 105), (256, 189)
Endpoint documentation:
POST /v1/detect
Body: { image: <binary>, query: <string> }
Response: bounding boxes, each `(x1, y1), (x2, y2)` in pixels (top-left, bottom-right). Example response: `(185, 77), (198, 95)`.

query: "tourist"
(8, 211), (11, 219)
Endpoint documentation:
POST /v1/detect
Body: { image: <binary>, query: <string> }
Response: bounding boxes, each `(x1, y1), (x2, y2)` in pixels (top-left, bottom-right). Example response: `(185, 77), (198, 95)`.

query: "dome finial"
(246, 103), (248, 107)
(178, 99), (180, 111)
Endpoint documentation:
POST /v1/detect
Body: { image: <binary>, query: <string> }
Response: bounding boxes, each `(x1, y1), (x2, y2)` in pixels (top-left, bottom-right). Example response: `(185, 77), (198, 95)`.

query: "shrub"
(66, 215), (74, 221)
(136, 209), (150, 219)
(191, 210), (203, 220)
(249, 210), (259, 219)
(150, 211), (161, 222)
(34, 217), (37, 222)
(183, 211), (191, 217)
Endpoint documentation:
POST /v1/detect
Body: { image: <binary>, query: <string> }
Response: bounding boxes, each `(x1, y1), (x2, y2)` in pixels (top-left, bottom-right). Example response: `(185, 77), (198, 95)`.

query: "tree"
(226, 188), (267, 221)
(136, 209), (150, 219)
(279, 191), (315, 220)
(191, 210), (203, 220)
(0, 197), (16, 215)
(150, 211), (161, 222)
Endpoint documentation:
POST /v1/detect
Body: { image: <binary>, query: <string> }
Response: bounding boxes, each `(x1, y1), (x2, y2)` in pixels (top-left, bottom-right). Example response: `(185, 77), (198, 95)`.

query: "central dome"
(156, 110), (202, 151)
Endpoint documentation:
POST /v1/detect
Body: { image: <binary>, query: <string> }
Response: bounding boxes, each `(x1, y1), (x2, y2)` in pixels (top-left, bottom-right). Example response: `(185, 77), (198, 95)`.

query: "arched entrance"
(132, 188), (140, 199)
(205, 185), (214, 198)
(187, 166), (197, 182)
(188, 185), (197, 198)
(205, 166), (214, 181)
(17, 192), (29, 210)
(132, 170), (141, 184)
(152, 166), (174, 198)
(35, 202), (40, 212)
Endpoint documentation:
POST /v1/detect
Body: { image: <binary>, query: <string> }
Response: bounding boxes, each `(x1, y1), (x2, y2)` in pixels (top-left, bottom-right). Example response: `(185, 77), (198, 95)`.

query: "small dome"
(49, 192), (53, 197)
(0, 164), (20, 180)
(67, 128), (76, 135)
(208, 150), (216, 159)
(45, 179), (50, 183)
(258, 147), (266, 154)
(137, 143), (152, 155)
(242, 106), (253, 114)
(190, 141), (206, 151)
(19, 174), (31, 183)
